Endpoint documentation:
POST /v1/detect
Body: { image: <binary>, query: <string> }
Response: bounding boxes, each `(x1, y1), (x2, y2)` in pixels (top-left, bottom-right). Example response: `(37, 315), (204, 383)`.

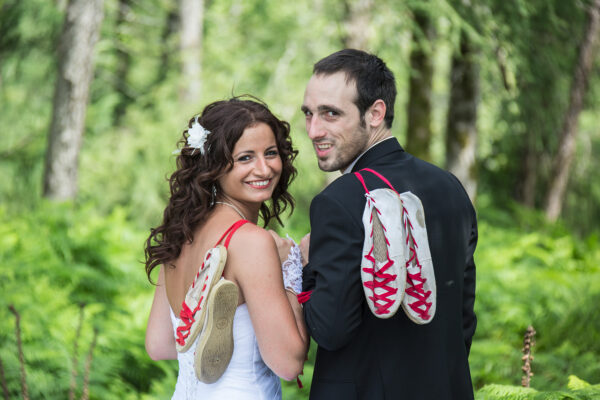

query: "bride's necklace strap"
(214, 201), (247, 220)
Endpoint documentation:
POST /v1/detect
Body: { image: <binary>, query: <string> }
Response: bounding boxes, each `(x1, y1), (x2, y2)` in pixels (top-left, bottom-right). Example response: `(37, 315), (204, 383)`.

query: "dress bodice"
(169, 303), (281, 400)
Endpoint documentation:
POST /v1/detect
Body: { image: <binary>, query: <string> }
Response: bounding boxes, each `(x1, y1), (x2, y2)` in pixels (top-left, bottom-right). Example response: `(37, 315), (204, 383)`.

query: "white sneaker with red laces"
(175, 245), (228, 353)
(355, 168), (436, 323)
(360, 187), (406, 318)
(399, 191), (436, 324)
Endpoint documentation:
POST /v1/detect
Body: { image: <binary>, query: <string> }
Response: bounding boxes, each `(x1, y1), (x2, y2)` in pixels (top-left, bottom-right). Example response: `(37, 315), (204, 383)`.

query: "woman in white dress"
(144, 97), (308, 399)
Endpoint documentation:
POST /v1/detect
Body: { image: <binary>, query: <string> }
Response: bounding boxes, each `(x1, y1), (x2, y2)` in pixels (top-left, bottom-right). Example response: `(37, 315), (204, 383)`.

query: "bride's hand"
(268, 230), (293, 264)
(299, 233), (310, 266)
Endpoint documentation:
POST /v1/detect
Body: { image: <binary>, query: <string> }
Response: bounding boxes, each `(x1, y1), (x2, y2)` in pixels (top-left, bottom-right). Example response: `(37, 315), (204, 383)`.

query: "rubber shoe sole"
(175, 245), (228, 353)
(194, 279), (239, 384)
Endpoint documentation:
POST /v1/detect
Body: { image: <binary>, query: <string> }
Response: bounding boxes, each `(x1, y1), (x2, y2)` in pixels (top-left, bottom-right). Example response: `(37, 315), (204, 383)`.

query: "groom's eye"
(323, 110), (339, 120)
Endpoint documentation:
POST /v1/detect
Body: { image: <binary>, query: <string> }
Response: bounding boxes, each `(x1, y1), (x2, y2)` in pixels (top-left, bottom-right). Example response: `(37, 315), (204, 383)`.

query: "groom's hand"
(268, 230), (293, 264)
(300, 233), (310, 266)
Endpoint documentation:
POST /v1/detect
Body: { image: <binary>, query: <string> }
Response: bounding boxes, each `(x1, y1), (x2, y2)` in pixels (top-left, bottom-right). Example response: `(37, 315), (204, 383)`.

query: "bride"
(144, 97), (308, 399)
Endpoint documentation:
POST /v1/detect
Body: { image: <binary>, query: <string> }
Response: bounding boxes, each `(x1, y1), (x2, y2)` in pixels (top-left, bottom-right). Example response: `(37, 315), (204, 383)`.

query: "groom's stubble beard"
(316, 119), (369, 173)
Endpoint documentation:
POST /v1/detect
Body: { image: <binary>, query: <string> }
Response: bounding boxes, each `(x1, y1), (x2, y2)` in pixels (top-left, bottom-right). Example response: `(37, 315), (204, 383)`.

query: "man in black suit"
(298, 49), (477, 399)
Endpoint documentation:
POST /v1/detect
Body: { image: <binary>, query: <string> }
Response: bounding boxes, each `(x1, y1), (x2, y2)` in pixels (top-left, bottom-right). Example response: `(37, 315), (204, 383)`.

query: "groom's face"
(301, 71), (369, 173)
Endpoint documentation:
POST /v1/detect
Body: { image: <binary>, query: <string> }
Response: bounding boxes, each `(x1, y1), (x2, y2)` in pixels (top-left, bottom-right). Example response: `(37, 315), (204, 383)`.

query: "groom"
(298, 49), (478, 399)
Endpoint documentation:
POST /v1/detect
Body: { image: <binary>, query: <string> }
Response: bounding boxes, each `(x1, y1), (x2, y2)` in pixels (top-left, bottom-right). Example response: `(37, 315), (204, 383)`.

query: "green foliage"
(476, 384), (538, 400)
(468, 200), (600, 392)
(475, 378), (600, 400)
(0, 203), (175, 399)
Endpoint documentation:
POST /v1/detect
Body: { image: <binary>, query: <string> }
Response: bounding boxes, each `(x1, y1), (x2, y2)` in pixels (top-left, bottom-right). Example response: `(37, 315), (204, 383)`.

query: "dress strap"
(214, 220), (250, 249)
(354, 168), (399, 194)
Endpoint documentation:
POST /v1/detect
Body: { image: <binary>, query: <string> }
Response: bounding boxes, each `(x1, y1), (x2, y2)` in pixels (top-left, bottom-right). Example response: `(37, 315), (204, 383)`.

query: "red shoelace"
(175, 258), (210, 346)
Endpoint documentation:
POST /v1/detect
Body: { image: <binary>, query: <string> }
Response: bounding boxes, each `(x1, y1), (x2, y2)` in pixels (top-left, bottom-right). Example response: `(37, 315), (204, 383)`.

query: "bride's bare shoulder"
(228, 223), (276, 252)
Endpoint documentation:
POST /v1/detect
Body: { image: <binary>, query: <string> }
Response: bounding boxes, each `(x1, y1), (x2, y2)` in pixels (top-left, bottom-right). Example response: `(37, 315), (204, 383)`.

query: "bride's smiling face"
(218, 122), (282, 206)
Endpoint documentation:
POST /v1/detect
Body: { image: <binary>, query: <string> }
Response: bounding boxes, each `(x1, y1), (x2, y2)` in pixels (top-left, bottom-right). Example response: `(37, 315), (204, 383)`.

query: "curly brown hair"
(145, 96), (297, 281)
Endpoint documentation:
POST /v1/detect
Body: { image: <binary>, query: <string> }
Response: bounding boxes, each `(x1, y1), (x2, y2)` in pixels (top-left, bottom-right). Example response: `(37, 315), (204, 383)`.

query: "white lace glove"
(282, 236), (303, 294)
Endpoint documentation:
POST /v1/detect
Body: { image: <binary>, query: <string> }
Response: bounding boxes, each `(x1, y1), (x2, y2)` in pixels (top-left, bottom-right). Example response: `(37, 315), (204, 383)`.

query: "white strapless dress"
(169, 304), (282, 400)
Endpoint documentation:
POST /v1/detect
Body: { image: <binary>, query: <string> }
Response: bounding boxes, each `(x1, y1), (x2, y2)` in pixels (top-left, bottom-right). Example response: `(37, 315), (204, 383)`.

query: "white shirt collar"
(342, 136), (395, 174)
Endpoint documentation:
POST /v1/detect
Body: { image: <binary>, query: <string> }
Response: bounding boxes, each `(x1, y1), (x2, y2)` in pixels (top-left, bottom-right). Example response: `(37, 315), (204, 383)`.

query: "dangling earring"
(210, 184), (217, 207)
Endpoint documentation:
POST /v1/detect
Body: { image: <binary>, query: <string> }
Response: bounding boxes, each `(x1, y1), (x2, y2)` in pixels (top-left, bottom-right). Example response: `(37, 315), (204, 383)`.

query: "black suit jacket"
(303, 138), (477, 400)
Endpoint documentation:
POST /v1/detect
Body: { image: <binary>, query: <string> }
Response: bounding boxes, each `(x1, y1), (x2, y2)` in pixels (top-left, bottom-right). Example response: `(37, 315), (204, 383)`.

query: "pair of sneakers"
(175, 245), (238, 383)
(356, 169), (436, 324)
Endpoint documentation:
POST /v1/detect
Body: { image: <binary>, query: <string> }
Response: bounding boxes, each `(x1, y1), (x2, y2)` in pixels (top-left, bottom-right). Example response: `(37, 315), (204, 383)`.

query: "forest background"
(1, 0), (600, 399)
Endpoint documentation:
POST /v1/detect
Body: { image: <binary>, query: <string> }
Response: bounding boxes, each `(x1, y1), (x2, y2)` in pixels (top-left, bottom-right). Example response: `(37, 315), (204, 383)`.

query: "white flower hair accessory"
(173, 116), (211, 155)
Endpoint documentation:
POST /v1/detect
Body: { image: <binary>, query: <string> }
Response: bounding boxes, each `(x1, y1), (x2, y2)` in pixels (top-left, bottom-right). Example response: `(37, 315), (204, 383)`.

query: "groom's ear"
(366, 99), (386, 129)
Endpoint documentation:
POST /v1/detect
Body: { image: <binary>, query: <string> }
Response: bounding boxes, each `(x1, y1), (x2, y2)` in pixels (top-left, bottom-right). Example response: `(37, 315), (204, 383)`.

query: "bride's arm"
(271, 232), (308, 346)
(285, 289), (309, 345)
(228, 226), (308, 381)
(145, 267), (178, 360)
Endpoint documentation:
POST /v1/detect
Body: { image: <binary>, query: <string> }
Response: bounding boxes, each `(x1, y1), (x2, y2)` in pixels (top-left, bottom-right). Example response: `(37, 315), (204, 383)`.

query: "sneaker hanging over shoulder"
(399, 191), (436, 324)
(357, 173), (406, 318)
(175, 245), (228, 353)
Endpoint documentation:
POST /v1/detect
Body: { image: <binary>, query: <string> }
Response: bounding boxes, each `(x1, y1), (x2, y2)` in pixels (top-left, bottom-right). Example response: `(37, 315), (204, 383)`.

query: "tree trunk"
(406, 10), (434, 162)
(179, 0), (204, 102)
(112, 0), (133, 125)
(342, 0), (374, 50)
(43, 0), (104, 201)
(155, 5), (179, 85)
(544, 0), (600, 221)
(445, 31), (479, 202)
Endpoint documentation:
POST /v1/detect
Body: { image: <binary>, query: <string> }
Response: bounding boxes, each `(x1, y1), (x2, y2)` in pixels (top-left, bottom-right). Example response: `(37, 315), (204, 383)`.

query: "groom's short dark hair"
(313, 49), (397, 129)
